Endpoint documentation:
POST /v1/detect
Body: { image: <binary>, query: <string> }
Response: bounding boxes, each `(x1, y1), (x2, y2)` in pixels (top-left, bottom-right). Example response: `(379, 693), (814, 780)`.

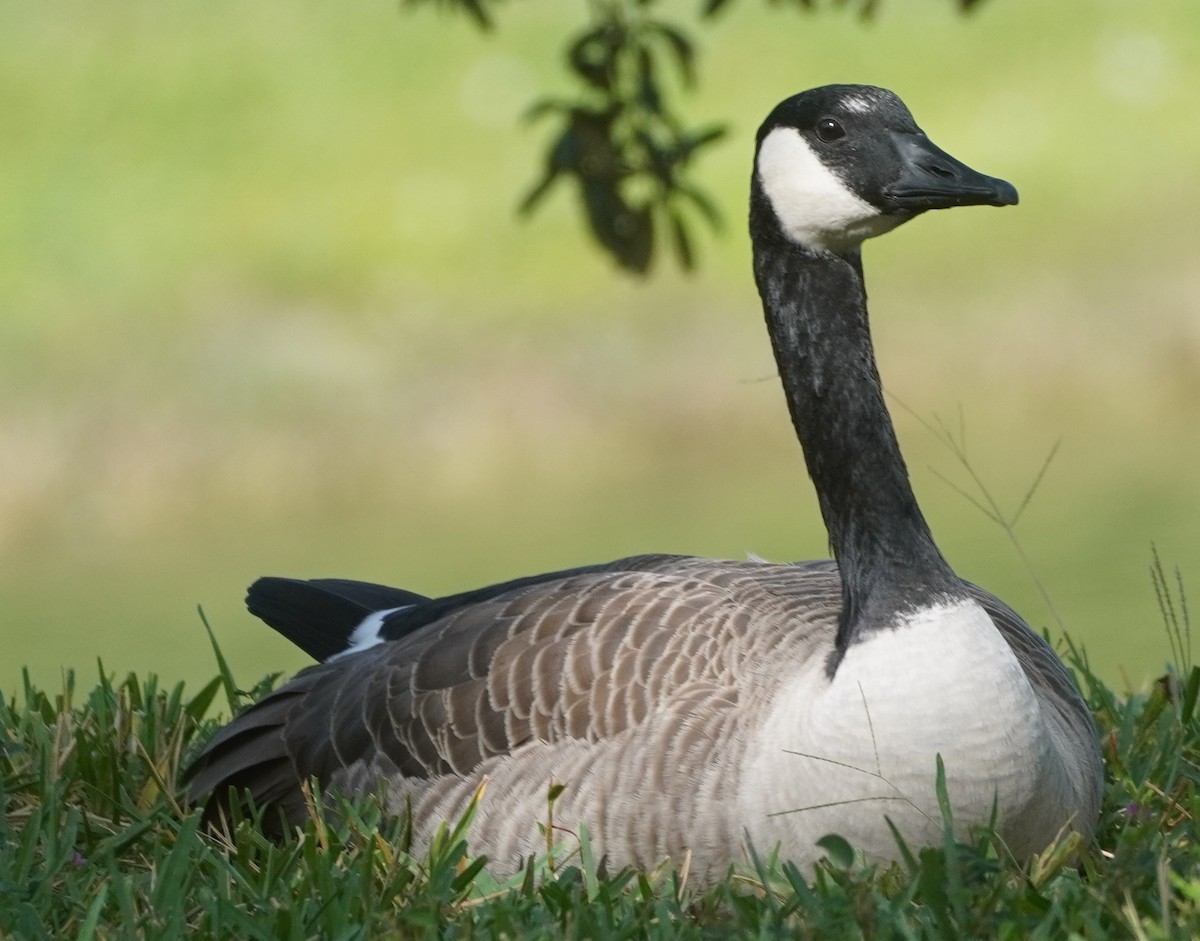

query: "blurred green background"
(1, 0), (1197, 698)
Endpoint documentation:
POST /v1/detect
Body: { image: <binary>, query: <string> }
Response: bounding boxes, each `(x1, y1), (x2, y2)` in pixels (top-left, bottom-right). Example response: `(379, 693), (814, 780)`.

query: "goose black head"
(751, 84), (1018, 255)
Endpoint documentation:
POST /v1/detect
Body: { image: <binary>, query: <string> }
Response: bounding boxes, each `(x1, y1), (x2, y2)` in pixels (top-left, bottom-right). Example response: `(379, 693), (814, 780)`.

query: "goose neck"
(752, 237), (963, 640)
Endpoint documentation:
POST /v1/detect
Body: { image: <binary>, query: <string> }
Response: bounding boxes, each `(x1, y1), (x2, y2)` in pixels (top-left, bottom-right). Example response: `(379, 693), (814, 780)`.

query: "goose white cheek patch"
(756, 126), (902, 252)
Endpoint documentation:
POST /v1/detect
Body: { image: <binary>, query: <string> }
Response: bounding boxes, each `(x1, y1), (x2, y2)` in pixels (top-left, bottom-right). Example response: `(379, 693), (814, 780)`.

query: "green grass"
(3, 568), (1199, 938)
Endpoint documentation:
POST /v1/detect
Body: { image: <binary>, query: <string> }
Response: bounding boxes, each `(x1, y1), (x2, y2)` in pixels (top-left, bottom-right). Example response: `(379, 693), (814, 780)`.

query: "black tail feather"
(307, 578), (429, 613)
(246, 577), (429, 662)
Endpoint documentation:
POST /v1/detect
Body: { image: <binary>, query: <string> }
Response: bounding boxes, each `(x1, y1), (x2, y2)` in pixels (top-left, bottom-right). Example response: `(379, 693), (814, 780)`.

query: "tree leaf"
(568, 22), (624, 91)
(675, 123), (727, 161)
(582, 182), (654, 273)
(646, 21), (697, 87)
(669, 210), (695, 270)
(674, 182), (723, 228)
(636, 45), (662, 113)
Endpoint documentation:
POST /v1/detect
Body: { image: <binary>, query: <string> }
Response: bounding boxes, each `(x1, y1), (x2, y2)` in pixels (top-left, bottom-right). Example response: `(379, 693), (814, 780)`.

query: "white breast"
(740, 598), (1063, 865)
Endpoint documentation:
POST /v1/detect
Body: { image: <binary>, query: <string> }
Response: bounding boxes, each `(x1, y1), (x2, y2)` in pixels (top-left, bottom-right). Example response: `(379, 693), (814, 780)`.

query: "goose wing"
(965, 583), (1104, 824)
(185, 555), (843, 828)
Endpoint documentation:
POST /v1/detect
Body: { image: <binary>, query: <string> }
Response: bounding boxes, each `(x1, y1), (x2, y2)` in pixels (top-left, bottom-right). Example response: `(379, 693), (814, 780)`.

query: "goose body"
(187, 85), (1103, 880)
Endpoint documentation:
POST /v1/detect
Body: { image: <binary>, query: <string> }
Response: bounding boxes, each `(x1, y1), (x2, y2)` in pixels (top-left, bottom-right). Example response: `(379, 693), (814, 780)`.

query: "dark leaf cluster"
(521, 6), (725, 273)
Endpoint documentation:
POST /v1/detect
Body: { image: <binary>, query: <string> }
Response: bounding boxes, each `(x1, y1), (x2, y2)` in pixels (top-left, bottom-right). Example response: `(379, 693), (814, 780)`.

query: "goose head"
(751, 84), (1018, 255)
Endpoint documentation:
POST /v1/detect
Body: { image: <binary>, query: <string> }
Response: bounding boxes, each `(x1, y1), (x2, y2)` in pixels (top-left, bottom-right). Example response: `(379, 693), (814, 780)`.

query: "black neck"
(750, 199), (964, 651)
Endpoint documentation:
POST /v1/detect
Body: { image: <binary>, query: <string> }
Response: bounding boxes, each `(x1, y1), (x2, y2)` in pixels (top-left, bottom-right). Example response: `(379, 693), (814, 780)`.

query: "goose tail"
(246, 576), (429, 662)
(183, 681), (311, 835)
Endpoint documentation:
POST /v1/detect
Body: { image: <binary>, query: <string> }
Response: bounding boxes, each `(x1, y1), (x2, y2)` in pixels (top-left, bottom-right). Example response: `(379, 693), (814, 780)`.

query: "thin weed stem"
(890, 395), (1068, 635)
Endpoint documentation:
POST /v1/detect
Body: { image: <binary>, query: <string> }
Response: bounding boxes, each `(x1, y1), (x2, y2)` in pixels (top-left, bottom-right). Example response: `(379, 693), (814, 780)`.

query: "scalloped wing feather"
(187, 556), (842, 828)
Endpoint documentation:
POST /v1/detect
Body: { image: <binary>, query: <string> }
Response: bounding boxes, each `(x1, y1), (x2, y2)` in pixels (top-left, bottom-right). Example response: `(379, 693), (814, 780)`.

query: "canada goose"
(186, 85), (1103, 881)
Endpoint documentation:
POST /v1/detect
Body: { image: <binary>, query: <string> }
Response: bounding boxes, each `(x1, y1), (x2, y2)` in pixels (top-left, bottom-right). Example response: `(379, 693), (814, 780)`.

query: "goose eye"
(815, 118), (845, 142)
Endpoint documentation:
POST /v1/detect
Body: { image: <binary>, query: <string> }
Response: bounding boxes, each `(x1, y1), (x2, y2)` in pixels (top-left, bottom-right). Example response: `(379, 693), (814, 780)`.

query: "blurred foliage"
(519, 10), (725, 274)
(407, 0), (989, 271)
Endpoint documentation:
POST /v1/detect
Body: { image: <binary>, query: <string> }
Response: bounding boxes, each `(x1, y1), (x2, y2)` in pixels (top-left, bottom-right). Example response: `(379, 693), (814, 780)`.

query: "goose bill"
(882, 132), (1019, 211)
